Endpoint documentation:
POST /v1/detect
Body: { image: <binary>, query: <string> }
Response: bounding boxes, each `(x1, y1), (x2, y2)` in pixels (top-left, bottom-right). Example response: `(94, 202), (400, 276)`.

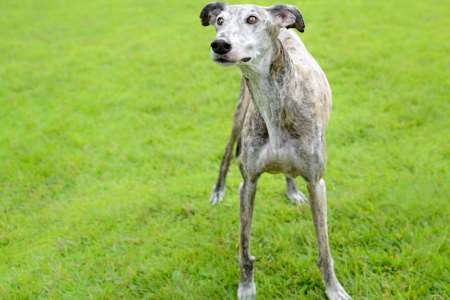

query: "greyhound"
(200, 3), (351, 300)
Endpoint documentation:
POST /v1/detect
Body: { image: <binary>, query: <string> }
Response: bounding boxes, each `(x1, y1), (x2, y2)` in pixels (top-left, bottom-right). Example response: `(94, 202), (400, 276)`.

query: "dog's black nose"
(211, 39), (232, 55)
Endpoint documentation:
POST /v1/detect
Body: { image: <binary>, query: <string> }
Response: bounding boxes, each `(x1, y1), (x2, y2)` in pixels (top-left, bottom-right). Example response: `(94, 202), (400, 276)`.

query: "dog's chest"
(257, 139), (302, 175)
(242, 100), (321, 176)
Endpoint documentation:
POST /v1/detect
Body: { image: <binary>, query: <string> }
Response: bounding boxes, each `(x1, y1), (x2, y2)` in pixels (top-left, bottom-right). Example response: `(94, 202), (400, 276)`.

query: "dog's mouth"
(213, 56), (252, 65)
(214, 57), (235, 65)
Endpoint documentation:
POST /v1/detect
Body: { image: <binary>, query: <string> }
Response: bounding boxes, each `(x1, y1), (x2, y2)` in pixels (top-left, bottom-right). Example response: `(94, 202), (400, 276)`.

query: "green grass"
(0, 0), (449, 299)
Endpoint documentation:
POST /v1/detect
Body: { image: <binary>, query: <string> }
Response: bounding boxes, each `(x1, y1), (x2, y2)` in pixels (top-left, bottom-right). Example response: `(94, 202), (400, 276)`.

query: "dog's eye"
(217, 17), (224, 26)
(246, 16), (258, 24)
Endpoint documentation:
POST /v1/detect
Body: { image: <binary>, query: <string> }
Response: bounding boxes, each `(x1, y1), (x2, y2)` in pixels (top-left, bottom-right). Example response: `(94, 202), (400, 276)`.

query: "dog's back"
(279, 29), (332, 129)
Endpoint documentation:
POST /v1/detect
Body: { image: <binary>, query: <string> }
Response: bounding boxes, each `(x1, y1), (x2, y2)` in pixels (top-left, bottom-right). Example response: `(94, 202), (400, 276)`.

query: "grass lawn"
(0, 0), (449, 299)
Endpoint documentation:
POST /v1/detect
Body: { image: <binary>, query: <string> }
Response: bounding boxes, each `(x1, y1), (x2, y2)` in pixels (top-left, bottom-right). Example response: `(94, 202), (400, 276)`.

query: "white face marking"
(211, 5), (276, 66)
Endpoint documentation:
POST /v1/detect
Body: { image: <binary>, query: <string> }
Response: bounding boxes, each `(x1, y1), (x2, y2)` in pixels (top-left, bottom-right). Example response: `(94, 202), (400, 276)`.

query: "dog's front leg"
(308, 179), (352, 300)
(210, 79), (250, 205)
(237, 172), (258, 300)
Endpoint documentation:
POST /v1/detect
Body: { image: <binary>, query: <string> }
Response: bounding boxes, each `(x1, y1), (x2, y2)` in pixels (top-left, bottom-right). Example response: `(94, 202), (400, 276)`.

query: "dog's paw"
(210, 186), (225, 205)
(286, 190), (308, 205)
(238, 282), (256, 300)
(326, 283), (352, 300)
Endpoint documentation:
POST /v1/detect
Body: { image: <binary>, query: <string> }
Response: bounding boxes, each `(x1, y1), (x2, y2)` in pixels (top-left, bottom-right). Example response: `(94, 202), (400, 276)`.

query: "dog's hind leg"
(285, 176), (308, 205)
(308, 179), (351, 300)
(210, 78), (251, 205)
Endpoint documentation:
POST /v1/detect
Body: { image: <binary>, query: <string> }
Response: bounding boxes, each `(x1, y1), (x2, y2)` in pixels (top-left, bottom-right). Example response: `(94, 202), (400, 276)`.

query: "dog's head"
(200, 3), (305, 66)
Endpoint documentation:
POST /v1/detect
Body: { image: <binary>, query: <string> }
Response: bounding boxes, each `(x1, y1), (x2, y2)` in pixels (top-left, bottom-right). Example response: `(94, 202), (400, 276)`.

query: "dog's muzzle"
(211, 39), (232, 55)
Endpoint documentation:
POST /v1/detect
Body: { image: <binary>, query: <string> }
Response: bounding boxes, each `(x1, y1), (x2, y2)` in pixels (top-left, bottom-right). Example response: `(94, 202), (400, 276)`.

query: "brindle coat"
(210, 77), (307, 206)
(200, 3), (352, 300)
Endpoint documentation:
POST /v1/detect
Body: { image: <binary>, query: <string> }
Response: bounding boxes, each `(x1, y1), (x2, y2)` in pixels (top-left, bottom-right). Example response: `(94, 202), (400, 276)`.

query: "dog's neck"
(239, 39), (296, 149)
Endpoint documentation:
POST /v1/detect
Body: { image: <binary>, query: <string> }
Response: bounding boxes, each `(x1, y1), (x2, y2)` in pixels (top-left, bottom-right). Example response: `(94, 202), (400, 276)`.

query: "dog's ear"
(200, 2), (226, 26)
(267, 5), (305, 33)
